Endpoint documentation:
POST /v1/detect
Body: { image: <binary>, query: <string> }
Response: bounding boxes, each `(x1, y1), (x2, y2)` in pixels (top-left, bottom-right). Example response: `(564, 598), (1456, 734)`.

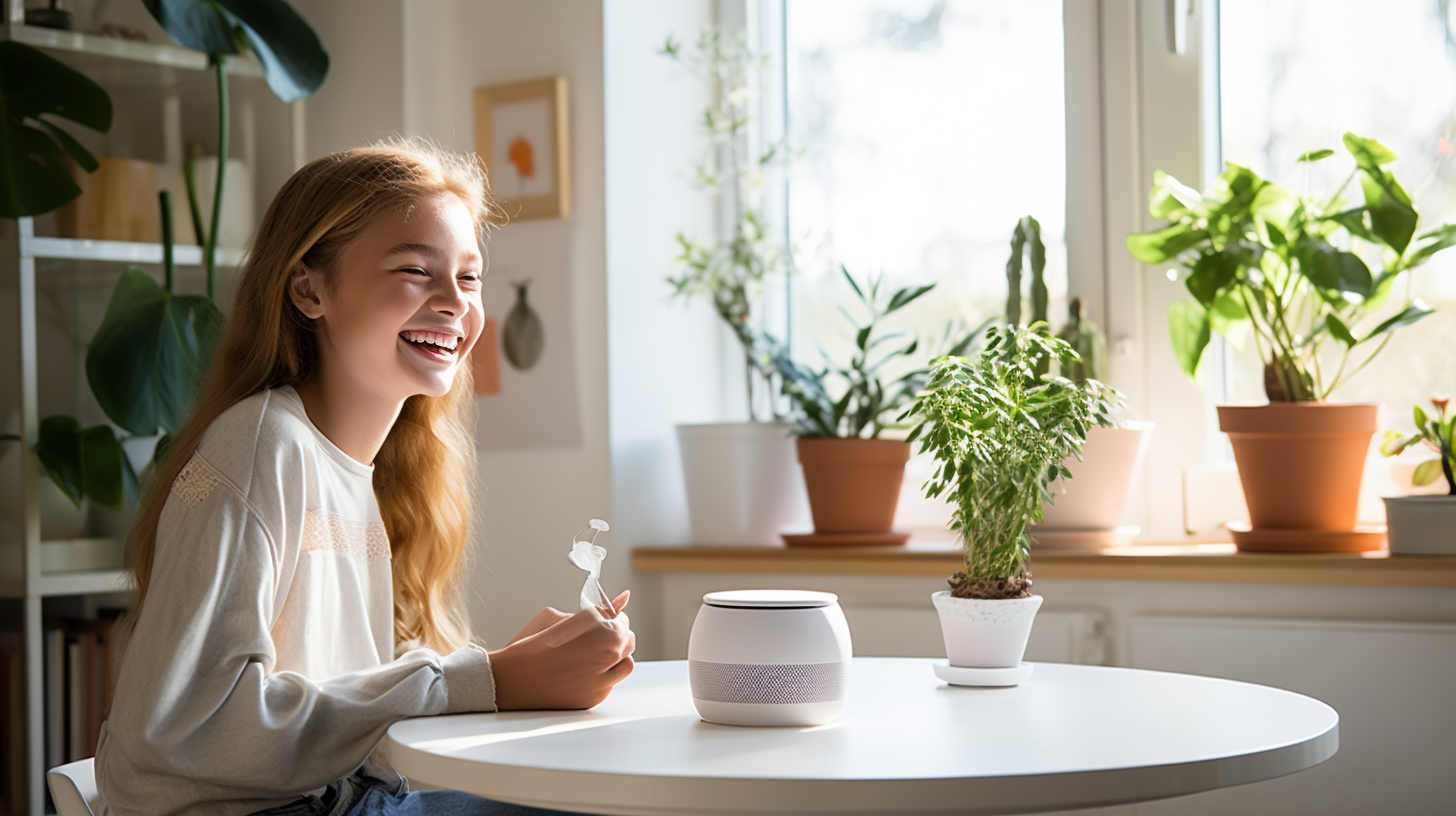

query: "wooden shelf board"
(631, 543), (1456, 588)
(3, 22), (263, 88)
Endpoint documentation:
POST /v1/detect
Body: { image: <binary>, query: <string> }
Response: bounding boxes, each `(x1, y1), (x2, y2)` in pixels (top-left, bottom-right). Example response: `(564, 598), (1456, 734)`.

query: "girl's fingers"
(611, 590), (630, 612)
(604, 654), (635, 683)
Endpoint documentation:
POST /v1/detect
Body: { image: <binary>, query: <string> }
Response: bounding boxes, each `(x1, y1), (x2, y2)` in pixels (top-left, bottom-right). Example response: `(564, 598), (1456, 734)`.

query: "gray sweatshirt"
(95, 386), (496, 816)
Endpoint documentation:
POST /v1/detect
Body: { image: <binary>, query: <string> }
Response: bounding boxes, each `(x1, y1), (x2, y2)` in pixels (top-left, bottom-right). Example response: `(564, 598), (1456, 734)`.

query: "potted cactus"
(1127, 134), (1456, 552)
(772, 266), (978, 546)
(906, 324), (1118, 679)
(1379, 397), (1456, 556)
(1000, 217), (1151, 549)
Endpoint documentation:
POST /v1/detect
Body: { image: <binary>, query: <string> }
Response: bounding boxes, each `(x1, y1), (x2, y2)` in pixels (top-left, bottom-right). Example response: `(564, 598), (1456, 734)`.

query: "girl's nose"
(431, 277), (471, 316)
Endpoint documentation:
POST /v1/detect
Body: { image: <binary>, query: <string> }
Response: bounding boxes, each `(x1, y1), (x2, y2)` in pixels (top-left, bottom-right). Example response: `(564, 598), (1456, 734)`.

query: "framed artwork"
(474, 76), (572, 220)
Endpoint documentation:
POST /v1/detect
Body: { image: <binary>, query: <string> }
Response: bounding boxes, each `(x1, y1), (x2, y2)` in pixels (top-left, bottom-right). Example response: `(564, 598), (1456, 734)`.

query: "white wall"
(300, 0), (406, 157)
(603, 0), (720, 659)
(394, 0), (613, 649)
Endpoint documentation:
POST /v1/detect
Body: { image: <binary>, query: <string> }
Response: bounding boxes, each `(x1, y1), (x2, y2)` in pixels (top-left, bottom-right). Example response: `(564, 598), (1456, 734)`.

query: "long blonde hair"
(123, 137), (501, 654)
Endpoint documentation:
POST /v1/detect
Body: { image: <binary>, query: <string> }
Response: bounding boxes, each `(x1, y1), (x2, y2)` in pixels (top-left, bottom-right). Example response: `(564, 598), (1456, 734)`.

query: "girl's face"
(292, 193), (485, 403)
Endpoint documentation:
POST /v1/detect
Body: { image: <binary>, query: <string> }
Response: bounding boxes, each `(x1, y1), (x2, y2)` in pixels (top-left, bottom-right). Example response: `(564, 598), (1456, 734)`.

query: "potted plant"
(0, 2), (327, 531)
(661, 28), (806, 545)
(905, 324), (1117, 677)
(999, 216), (1152, 548)
(1127, 133), (1456, 552)
(1379, 396), (1456, 556)
(772, 266), (978, 547)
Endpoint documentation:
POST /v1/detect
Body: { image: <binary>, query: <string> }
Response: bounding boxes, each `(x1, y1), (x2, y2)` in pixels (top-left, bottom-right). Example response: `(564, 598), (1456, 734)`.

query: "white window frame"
(739, 0), (1229, 541)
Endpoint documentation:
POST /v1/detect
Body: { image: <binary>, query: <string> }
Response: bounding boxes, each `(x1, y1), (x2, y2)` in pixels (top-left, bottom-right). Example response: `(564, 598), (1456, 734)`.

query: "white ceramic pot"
(1383, 496), (1456, 556)
(688, 589), (852, 726)
(1038, 424), (1153, 529)
(676, 423), (810, 546)
(931, 591), (1042, 668)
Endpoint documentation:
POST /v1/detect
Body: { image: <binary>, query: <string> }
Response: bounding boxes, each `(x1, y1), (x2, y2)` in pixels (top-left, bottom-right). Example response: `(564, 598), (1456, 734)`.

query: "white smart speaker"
(687, 589), (852, 727)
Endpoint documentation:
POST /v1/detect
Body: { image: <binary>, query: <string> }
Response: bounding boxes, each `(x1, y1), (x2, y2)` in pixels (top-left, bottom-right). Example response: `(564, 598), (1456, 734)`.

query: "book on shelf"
(0, 612), (125, 810)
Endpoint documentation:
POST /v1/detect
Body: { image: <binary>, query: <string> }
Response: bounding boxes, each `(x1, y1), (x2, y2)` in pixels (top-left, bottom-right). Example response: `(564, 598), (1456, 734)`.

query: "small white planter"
(1383, 496), (1456, 556)
(931, 591), (1043, 668)
(1038, 423), (1153, 531)
(676, 423), (809, 546)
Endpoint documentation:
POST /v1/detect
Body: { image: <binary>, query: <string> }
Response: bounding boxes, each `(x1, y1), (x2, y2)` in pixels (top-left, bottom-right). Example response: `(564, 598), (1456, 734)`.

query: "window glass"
(785, 0), (1068, 379)
(1220, 0), (1456, 420)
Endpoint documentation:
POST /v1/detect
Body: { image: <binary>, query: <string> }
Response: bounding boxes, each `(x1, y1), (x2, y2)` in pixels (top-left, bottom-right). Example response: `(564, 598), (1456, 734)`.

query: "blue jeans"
(249, 770), (587, 815)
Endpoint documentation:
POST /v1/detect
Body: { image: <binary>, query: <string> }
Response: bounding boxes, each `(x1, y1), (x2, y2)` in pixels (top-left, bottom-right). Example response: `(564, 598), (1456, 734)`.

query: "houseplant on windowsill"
(772, 266), (979, 547)
(1379, 397), (1456, 556)
(1127, 133), (1456, 552)
(662, 28), (808, 545)
(905, 324), (1117, 680)
(999, 216), (1152, 549)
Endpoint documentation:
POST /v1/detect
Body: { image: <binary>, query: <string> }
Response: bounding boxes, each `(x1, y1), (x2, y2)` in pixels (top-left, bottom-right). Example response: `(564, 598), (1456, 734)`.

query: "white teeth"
(402, 330), (459, 350)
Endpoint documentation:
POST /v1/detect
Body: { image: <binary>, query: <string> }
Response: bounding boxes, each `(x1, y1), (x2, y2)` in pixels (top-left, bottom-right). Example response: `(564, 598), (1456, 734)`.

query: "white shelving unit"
(2, 4), (303, 812)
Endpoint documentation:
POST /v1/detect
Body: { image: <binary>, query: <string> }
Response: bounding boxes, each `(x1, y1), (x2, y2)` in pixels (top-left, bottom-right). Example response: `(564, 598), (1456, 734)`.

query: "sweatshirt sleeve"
(96, 459), (495, 813)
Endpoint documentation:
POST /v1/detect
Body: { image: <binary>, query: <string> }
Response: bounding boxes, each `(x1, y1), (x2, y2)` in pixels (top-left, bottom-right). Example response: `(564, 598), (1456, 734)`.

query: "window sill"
(630, 541), (1456, 588)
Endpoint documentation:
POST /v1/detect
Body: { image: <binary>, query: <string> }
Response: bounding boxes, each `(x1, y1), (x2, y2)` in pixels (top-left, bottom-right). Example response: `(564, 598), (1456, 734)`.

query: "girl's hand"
(505, 591), (630, 647)
(490, 592), (635, 710)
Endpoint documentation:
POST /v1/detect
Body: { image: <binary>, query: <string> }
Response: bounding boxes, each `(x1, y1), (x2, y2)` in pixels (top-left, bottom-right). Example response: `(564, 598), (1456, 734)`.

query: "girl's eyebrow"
(385, 242), (482, 266)
(386, 241), (441, 258)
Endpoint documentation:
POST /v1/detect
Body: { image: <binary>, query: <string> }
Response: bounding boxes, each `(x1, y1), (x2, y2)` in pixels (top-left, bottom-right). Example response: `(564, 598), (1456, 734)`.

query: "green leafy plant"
(904, 324), (1119, 599)
(1, 1), (327, 512)
(1381, 396), (1455, 495)
(1127, 133), (1455, 402)
(662, 27), (785, 421)
(772, 266), (980, 439)
(0, 42), (113, 218)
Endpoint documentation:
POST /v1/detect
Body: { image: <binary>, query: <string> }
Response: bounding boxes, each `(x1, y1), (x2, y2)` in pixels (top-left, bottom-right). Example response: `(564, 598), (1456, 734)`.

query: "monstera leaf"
(86, 268), (225, 438)
(32, 416), (138, 511)
(142, 0), (329, 102)
(0, 41), (113, 218)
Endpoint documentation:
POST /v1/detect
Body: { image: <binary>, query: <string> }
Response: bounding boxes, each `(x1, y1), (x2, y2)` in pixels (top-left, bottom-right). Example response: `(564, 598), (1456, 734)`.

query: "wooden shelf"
(0, 569), (131, 599)
(3, 22), (264, 89)
(631, 542), (1456, 588)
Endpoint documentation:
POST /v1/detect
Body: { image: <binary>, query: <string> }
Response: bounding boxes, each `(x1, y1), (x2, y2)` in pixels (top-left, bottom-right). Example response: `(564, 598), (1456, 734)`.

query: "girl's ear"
(288, 263), (326, 319)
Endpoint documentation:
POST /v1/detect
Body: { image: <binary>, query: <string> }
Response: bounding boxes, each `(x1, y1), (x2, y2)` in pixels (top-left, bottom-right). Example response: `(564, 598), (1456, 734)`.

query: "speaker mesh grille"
(689, 660), (849, 705)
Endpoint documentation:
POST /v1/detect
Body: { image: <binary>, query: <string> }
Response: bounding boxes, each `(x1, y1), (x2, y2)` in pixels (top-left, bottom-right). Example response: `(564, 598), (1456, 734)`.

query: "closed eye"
(400, 267), (429, 277)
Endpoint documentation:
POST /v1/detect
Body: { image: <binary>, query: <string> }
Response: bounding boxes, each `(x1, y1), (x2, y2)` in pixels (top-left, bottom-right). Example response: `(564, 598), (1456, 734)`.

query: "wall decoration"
(503, 281), (545, 370)
(471, 316), (502, 395)
(475, 223), (581, 450)
(474, 76), (572, 220)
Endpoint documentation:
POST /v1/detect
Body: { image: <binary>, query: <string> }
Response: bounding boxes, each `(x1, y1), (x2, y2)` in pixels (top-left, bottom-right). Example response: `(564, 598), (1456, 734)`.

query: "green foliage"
(142, 0), (329, 102)
(1005, 215), (1047, 326)
(1056, 298), (1106, 382)
(0, 41), (113, 218)
(662, 28), (786, 421)
(904, 324), (1120, 583)
(1127, 133), (1452, 402)
(86, 267), (225, 437)
(1381, 396), (1456, 495)
(773, 266), (982, 439)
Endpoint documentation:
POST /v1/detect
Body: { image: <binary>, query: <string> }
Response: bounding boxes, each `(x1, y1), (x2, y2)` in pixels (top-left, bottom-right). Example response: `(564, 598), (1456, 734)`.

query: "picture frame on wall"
(474, 76), (572, 220)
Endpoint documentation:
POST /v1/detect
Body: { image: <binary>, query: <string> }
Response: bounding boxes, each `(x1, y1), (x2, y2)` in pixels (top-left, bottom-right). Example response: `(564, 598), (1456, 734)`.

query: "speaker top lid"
(703, 589), (838, 609)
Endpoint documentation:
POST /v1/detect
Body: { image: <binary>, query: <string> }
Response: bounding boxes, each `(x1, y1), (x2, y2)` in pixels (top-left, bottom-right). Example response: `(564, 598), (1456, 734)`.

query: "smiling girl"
(94, 139), (634, 816)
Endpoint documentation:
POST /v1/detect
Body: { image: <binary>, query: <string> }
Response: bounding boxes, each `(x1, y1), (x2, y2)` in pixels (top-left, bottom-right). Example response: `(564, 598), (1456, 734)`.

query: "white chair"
(47, 757), (104, 816)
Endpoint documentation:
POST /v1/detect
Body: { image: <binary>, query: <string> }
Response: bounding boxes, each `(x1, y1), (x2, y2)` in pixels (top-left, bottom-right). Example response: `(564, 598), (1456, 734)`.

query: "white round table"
(385, 658), (1338, 816)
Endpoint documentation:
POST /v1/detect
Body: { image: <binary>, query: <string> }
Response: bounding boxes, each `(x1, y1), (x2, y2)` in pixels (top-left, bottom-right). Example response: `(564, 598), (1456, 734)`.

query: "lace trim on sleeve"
(300, 509), (392, 561)
(172, 453), (223, 508)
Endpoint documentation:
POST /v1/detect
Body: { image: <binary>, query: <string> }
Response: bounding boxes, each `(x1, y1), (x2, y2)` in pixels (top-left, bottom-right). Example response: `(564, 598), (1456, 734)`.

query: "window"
(782, 0), (1069, 380)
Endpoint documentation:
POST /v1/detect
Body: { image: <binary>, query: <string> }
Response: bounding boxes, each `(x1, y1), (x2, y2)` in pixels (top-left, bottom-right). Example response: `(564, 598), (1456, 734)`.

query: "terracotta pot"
(1217, 403), (1377, 532)
(796, 438), (910, 533)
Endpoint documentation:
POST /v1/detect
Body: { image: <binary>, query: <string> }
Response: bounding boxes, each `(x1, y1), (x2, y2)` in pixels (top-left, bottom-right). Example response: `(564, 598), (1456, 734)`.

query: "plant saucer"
(933, 661), (1034, 687)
